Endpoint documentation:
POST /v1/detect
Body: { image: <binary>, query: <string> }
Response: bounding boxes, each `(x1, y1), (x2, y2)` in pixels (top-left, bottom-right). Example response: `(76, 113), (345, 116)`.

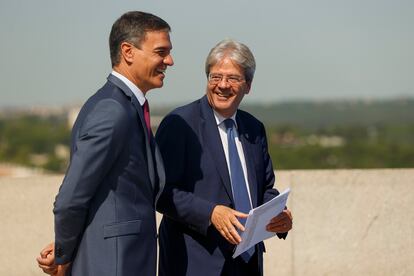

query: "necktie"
(143, 100), (151, 139)
(223, 119), (255, 262)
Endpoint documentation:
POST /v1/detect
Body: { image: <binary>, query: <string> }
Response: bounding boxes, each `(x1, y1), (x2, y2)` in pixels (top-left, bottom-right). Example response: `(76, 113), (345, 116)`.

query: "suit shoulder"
(80, 81), (130, 116)
(86, 98), (129, 127)
(157, 99), (202, 136)
(237, 109), (265, 128)
(160, 99), (201, 125)
(168, 98), (201, 119)
(75, 92), (130, 136)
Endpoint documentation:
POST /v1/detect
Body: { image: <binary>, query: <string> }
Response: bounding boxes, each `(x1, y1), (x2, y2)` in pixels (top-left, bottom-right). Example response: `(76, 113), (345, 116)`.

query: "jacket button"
(55, 247), (63, 257)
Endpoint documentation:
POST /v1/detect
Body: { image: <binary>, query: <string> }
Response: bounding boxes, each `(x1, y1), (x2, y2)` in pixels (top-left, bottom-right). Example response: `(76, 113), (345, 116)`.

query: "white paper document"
(233, 188), (290, 258)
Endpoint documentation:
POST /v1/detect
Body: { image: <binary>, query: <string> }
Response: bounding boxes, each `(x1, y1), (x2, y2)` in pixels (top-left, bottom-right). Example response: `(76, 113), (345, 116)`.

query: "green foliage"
(267, 123), (414, 169)
(0, 115), (70, 172)
(1, 99), (413, 172)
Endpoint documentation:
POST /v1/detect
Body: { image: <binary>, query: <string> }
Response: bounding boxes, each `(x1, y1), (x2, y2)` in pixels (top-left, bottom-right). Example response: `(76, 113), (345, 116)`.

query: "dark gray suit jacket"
(53, 74), (165, 276)
(156, 96), (285, 276)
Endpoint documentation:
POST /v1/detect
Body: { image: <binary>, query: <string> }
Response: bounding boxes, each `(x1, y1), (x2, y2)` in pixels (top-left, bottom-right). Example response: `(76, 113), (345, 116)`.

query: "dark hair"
(109, 11), (171, 66)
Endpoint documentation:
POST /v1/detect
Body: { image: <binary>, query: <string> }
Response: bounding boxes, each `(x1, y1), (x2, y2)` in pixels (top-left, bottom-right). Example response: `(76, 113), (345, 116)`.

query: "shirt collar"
(111, 70), (146, 106)
(213, 110), (238, 129)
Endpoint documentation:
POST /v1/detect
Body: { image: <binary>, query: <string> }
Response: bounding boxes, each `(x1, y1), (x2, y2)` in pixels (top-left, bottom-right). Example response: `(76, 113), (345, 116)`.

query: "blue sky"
(1, 0), (413, 107)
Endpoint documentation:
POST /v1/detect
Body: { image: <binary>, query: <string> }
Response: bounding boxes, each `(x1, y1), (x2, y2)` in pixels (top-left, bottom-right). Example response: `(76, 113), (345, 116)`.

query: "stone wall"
(1, 169), (413, 275)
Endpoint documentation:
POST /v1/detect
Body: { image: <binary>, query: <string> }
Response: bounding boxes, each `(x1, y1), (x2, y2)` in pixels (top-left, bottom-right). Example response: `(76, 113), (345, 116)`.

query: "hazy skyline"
(1, 0), (413, 107)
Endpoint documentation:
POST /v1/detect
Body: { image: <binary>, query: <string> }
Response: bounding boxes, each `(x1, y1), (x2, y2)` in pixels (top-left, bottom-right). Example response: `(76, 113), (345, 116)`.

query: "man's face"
(131, 31), (173, 93)
(206, 57), (251, 118)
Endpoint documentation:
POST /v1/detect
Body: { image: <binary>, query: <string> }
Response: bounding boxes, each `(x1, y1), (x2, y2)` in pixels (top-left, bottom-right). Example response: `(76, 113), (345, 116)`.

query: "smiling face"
(206, 57), (251, 118)
(129, 31), (173, 93)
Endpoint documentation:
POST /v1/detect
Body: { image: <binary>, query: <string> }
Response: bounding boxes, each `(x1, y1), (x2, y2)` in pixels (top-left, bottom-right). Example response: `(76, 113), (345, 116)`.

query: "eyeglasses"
(208, 73), (245, 85)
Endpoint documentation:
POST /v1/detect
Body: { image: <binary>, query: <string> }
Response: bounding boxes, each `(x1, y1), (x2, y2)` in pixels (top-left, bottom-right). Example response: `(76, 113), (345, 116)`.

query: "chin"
(214, 103), (235, 116)
(152, 80), (164, 89)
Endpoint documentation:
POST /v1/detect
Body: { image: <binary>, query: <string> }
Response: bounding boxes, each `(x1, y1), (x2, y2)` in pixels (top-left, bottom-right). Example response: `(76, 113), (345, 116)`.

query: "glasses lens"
(208, 74), (244, 84)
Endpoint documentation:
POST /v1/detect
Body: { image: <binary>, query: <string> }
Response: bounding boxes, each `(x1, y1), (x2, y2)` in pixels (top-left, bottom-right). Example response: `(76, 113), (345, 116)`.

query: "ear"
(120, 42), (134, 64)
(245, 81), (252, 94)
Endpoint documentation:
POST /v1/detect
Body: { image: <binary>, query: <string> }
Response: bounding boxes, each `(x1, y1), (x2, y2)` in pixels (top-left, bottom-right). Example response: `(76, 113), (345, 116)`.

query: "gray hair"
(205, 39), (256, 83)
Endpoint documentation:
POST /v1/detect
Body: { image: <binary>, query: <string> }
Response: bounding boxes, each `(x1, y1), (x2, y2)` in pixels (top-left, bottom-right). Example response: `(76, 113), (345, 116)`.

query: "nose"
(164, 54), (174, 66)
(218, 77), (231, 89)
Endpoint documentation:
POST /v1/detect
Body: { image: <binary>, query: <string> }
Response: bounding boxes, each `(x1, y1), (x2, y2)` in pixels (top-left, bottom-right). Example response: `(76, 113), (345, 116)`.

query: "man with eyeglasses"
(156, 39), (292, 276)
(36, 11), (173, 276)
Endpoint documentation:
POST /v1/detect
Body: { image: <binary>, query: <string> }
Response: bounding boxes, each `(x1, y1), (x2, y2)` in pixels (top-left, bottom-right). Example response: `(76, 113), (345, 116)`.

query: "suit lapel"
(199, 96), (234, 202)
(107, 74), (157, 190)
(236, 114), (259, 208)
(153, 137), (165, 205)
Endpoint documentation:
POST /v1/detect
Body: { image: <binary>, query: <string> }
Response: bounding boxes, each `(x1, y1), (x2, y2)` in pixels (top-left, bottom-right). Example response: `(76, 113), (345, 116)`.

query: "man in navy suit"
(156, 39), (292, 276)
(36, 11), (173, 276)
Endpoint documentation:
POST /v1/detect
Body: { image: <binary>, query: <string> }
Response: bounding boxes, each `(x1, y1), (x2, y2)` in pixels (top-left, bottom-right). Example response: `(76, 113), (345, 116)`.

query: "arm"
(53, 99), (129, 264)
(260, 123), (293, 237)
(261, 123), (279, 203)
(156, 114), (249, 244)
(36, 242), (70, 276)
(155, 114), (216, 236)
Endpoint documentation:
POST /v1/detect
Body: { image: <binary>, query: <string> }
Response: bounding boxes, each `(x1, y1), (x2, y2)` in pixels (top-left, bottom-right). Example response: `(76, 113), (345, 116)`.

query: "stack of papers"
(233, 188), (290, 258)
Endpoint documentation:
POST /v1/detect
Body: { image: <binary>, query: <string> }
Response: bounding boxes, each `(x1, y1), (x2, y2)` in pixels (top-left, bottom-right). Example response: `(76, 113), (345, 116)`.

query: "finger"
(40, 267), (58, 275)
(266, 225), (283, 233)
(270, 216), (290, 225)
(223, 225), (239, 244)
(270, 213), (293, 225)
(233, 210), (249, 219)
(266, 221), (292, 232)
(266, 223), (285, 232)
(40, 244), (54, 258)
(267, 222), (291, 230)
(270, 213), (288, 223)
(40, 249), (53, 259)
(218, 227), (237, 245)
(231, 217), (245, 232)
(284, 209), (293, 220)
(268, 218), (292, 228)
(279, 209), (292, 221)
(37, 256), (54, 266)
(223, 222), (242, 244)
(38, 264), (58, 274)
(223, 217), (243, 242)
(228, 228), (242, 244)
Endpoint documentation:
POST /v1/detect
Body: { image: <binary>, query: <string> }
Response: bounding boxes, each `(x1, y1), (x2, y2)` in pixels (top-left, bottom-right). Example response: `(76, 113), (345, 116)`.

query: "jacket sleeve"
(260, 123), (288, 239)
(53, 99), (129, 264)
(155, 114), (216, 236)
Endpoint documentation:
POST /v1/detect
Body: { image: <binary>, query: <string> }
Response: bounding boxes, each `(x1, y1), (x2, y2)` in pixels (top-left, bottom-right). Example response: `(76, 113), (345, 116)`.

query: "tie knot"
(143, 100), (150, 113)
(223, 118), (235, 130)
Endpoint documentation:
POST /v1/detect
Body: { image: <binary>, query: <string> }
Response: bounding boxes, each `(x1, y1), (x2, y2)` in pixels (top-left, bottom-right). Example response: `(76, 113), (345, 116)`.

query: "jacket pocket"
(103, 220), (141, 239)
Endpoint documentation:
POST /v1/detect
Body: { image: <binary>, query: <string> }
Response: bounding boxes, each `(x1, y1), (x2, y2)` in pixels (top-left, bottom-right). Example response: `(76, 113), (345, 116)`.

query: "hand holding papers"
(233, 188), (291, 258)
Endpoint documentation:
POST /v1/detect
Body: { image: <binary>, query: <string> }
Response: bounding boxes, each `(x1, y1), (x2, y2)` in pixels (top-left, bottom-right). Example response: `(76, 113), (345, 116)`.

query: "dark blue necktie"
(224, 119), (255, 262)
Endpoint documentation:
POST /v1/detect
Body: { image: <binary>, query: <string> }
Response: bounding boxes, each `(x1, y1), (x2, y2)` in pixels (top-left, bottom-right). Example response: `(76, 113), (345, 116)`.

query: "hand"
(37, 242), (57, 275)
(266, 208), (293, 233)
(36, 242), (70, 276)
(211, 205), (248, 245)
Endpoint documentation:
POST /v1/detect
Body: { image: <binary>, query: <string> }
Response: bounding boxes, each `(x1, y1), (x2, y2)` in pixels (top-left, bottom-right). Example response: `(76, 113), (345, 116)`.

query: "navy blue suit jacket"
(156, 96), (284, 276)
(53, 74), (165, 276)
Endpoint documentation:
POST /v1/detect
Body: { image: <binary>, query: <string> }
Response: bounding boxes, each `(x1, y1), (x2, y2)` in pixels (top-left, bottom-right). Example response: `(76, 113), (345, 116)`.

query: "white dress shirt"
(111, 71), (147, 106)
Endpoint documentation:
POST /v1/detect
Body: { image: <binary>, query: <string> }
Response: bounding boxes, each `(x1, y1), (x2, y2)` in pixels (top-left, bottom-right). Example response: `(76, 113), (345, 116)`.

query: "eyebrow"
(154, 45), (172, 51)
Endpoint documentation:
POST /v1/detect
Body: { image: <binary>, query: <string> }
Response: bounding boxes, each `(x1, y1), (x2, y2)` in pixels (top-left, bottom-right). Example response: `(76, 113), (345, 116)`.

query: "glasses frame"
(208, 73), (245, 85)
